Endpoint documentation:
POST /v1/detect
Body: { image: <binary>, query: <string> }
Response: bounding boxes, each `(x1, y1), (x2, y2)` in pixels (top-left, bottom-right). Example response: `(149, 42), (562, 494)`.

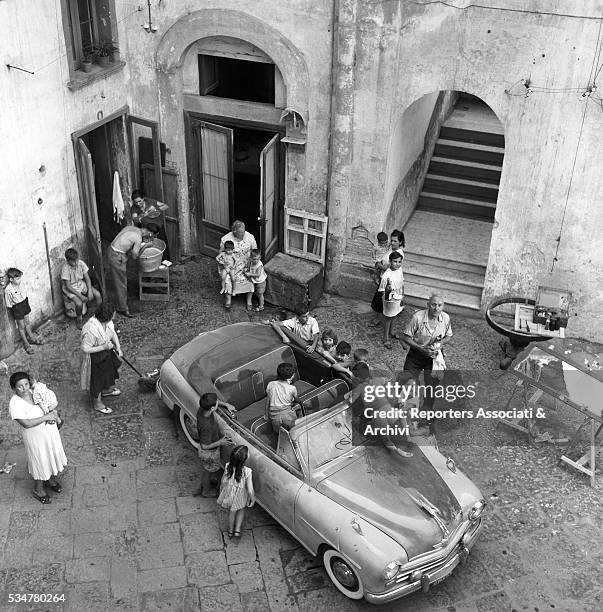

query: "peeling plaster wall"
(326, 0), (603, 341)
(129, 1), (334, 254)
(0, 0), (135, 353)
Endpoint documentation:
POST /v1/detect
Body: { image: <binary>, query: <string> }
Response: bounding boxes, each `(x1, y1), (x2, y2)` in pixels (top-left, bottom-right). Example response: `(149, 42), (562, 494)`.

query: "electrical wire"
(551, 97), (590, 272)
(412, 1), (603, 20)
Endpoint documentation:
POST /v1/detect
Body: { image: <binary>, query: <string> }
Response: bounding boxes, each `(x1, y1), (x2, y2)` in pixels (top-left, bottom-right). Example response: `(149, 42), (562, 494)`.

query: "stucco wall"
(325, 0), (603, 341)
(130, 1), (334, 253)
(0, 0), (135, 351)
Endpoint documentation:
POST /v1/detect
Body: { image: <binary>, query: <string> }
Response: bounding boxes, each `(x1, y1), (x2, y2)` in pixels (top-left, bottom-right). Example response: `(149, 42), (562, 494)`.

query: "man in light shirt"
(271, 304), (320, 353)
(108, 223), (159, 317)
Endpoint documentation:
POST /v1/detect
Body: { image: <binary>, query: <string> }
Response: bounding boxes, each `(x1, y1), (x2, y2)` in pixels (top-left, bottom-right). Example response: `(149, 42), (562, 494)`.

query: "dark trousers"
(403, 347), (436, 411)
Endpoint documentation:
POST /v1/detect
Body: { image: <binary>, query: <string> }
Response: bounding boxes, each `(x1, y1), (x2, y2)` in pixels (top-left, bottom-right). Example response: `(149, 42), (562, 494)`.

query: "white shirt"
(282, 316), (320, 342)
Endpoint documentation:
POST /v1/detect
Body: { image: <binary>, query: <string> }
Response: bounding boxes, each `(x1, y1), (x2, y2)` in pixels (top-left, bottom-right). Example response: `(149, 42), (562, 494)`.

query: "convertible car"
(157, 323), (486, 604)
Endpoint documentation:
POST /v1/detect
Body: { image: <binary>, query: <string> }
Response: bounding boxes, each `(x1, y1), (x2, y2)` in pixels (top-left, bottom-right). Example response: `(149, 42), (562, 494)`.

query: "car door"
(220, 416), (304, 532)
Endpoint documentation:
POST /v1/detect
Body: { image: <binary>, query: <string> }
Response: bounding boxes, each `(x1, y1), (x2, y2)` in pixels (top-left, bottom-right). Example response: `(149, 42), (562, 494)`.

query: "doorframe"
(184, 110), (286, 259)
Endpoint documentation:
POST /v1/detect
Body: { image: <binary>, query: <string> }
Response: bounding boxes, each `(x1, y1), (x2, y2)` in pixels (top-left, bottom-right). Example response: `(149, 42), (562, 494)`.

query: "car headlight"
(468, 500), (486, 521)
(383, 561), (401, 581)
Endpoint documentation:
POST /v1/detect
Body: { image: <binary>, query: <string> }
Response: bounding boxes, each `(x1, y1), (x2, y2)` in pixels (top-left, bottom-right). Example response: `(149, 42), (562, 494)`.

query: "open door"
(190, 119), (234, 255)
(75, 137), (105, 294)
(260, 134), (279, 261)
(127, 116), (164, 202)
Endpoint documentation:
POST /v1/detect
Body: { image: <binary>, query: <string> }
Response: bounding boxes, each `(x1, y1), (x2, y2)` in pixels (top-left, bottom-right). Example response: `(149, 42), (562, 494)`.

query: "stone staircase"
(403, 97), (504, 313)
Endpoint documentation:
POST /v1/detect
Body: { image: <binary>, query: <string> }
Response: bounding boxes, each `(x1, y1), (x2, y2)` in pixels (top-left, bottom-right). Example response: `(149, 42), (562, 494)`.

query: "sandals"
(45, 481), (62, 493)
(101, 388), (121, 397)
(94, 405), (113, 414)
(227, 530), (234, 538)
(233, 531), (241, 538)
(25, 345), (35, 354)
(32, 491), (51, 504)
(254, 306), (264, 312)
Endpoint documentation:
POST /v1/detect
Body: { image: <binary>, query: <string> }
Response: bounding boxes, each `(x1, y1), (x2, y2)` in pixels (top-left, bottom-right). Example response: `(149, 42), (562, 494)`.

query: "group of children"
(216, 243), (267, 312)
(370, 229), (406, 349)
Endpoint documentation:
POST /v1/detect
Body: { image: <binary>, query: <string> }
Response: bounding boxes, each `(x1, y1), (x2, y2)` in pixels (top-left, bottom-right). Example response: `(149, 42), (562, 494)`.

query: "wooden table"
(508, 338), (602, 487)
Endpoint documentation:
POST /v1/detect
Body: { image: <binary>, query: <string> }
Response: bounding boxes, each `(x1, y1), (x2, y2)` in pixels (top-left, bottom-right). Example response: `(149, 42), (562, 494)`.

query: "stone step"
(402, 210), (492, 267)
(434, 139), (504, 166)
(404, 279), (482, 312)
(439, 125), (505, 148)
(417, 192), (496, 221)
(423, 173), (499, 202)
(429, 156), (502, 184)
(403, 256), (485, 292)
(403, 250), (487, 276)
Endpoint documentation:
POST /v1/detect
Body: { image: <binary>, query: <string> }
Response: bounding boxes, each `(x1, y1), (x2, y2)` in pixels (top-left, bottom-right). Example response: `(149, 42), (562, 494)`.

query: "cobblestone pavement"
(1, 259), (601, 611)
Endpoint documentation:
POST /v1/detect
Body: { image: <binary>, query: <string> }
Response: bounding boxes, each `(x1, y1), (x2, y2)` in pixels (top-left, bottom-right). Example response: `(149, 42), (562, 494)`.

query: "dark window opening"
(198, 55), (275, 104)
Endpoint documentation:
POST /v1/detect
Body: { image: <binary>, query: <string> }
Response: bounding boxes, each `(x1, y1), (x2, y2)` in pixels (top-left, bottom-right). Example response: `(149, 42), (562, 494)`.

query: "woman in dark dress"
(80, 302), (123, 414)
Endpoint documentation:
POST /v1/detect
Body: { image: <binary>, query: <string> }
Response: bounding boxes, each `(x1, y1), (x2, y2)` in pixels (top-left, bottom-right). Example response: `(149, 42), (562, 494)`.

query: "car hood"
(315, 444), (462, 558)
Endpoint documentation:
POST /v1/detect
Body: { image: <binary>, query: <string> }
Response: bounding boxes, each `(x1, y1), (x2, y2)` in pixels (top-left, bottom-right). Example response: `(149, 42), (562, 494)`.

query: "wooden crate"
(139, 267), (170, 302)
(264, 253), (323, 311)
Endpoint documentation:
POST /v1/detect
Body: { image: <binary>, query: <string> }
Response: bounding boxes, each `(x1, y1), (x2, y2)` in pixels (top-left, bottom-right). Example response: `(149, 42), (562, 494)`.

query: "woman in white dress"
(219, 220), (258, 309)
(9, 372), (67, 504)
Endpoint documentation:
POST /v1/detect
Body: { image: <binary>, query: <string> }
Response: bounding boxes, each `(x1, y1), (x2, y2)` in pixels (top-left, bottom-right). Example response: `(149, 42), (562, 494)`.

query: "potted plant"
(92, 41), (119, 67)
(81, 54), (93, 73)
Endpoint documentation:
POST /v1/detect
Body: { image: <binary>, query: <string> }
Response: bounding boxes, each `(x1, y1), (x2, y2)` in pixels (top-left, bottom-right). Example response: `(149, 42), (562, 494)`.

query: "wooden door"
(127, 116), (164, 202)
(75, 137), (105, 293)
(259, 134), (279, 261)
(142, 165), (179, 260)
(190, 120), (234, 256)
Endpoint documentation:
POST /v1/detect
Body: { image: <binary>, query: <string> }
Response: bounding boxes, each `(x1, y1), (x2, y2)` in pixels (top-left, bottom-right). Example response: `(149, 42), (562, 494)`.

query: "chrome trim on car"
(367, 519), (483, 604)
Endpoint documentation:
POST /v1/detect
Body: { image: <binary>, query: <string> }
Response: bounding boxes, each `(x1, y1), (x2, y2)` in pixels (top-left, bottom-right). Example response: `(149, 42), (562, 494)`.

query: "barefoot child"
(243, 249), (267, 312)
(216, 241), (236, 302)
(4, 268), (44, 354)
(217, 445), (255, 538)
(379, 251), (404, 348)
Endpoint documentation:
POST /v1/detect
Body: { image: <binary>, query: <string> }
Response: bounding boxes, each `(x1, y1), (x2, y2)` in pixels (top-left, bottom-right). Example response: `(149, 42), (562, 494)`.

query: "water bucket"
(138, 239), (166, 272)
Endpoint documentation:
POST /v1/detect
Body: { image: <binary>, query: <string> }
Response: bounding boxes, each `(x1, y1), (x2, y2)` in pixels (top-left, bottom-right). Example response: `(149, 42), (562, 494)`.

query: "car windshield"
(294, 406), (368, 470)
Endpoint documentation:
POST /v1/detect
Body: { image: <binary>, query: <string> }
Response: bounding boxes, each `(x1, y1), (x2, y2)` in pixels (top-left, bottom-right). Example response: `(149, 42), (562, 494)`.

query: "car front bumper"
(364, 518), (483, 605)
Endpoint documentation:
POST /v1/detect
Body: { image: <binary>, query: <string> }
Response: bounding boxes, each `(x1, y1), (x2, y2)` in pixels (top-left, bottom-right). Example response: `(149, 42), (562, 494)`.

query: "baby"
(216, 240), (236, 295)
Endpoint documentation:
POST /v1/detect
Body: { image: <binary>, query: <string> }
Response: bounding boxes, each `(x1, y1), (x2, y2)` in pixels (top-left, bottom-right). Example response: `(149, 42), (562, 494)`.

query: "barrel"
(138, 239), (166, 272)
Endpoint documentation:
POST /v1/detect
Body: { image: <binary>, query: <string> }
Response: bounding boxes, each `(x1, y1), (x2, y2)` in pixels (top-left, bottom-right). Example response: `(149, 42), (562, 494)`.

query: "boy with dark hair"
(334, 341), (352, 362)
(265, 362), (301, 433)
(379, 250), (404, 348)
(195, 392), (236, 497)
(216, 240), (236, 299)
(271, 304), (320, 353)
(331, 347), (370, 377)
(4, 267), (44, 354)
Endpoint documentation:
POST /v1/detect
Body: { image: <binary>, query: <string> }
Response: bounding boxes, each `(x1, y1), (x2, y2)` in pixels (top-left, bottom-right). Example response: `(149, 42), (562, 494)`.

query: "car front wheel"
(322, 549), (364, 600)
(179, 409), (200, 449)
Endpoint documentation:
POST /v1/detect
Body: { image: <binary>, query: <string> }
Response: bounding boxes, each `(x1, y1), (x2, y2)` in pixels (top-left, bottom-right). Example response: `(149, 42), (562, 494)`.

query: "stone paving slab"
(1, 258), (602, 611)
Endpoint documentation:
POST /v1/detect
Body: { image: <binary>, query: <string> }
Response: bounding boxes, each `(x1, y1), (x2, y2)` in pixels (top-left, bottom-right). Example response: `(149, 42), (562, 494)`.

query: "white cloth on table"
(9, 395), (67, 481)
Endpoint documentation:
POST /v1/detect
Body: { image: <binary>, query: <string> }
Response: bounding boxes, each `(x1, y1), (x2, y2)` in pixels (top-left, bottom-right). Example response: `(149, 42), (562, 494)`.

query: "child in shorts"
(216, 241), (236, 295)
(4, 268), (44, 354)
(244, 249), (267, 312)
(265, 362), (301, 433)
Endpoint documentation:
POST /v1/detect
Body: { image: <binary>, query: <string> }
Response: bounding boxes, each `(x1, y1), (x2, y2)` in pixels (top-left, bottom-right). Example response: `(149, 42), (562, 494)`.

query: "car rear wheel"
(179, 409), (200, 449)
(322, 549), (364, 600)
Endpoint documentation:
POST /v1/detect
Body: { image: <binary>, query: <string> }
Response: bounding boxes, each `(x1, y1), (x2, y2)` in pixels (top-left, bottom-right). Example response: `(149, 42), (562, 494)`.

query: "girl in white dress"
(9, 372), (67, 504)
(217, 445), (255, 538)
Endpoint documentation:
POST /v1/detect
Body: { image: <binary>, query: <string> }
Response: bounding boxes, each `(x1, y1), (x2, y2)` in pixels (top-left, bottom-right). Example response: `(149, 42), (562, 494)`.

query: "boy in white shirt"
(265, 363), (302, 433)
(271, 304), (320, 353)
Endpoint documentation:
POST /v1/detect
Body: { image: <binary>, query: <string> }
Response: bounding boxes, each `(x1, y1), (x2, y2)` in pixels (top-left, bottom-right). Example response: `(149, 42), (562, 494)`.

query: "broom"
(113, 350), (159, 391)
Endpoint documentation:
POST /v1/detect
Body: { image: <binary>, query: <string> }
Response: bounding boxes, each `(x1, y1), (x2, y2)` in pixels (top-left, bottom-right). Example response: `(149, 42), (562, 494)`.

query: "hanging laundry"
(112, 171), (125, 222)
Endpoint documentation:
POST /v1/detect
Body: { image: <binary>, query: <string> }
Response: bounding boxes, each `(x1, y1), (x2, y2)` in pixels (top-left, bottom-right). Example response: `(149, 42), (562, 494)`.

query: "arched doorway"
(154, 9), (310, 260)
(387, 91), (505, 312)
